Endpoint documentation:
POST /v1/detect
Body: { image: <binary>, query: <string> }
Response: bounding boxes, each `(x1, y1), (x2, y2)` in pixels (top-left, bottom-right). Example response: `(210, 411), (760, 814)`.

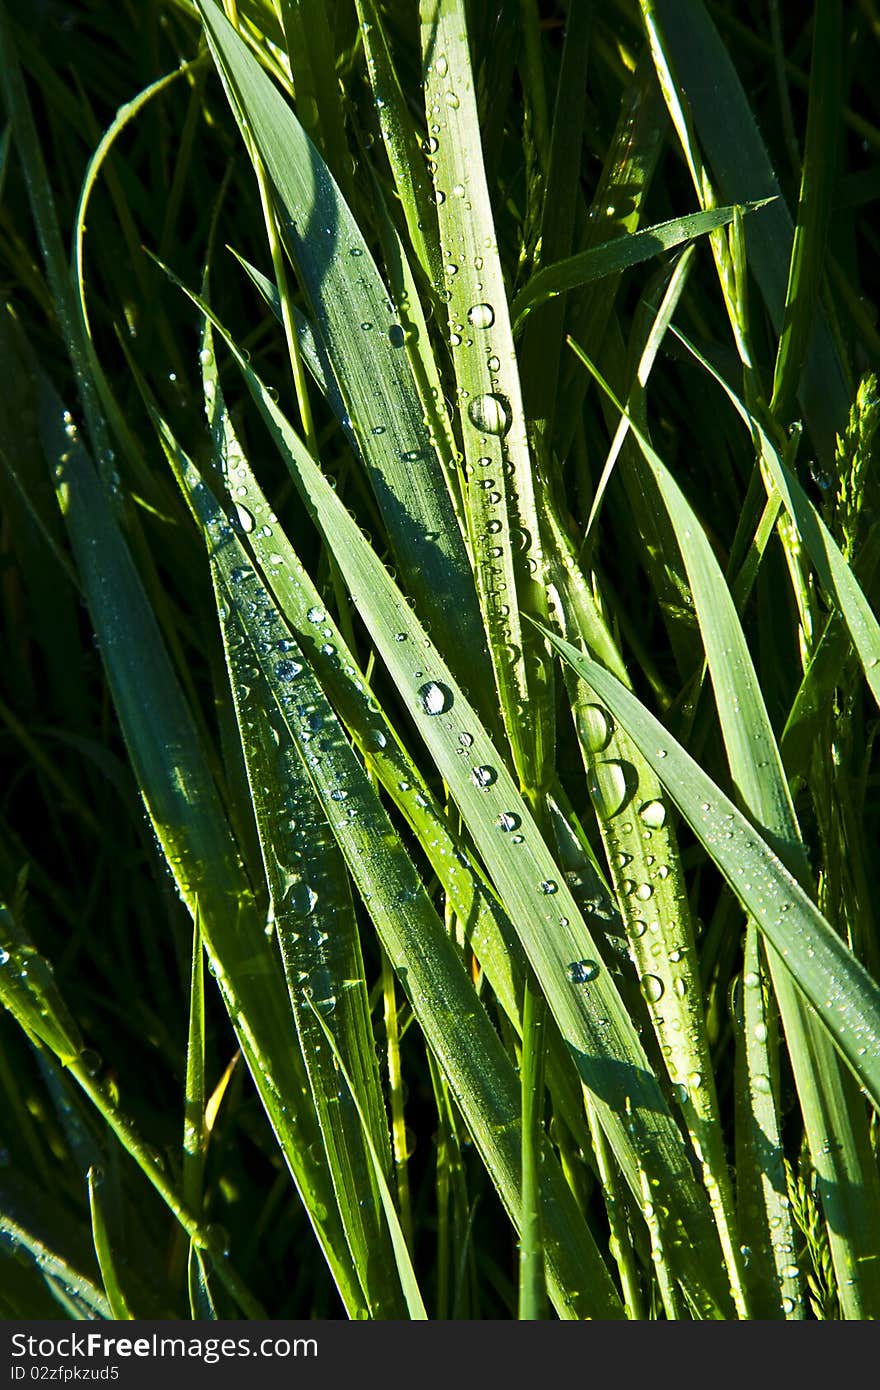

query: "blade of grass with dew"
(421, 0), (554, 798)
(536, 627), (880, 1114)
(544, 321), (750, 1307)
(544, 532), (749, 1314)
(174, 448), (623, 1320)
(570, 341), (880, 1317)
(191, 298), (591, 1149)
(769, 0), (841, 421)
(354, 0), (442, 286)
(213, 595), (404, 1318)
(26, 353), (362, 1315)
(512, 204), (766, 332)
(0, 1213), (111, 1320)
(195, 0), (488, 690)
(206, 313), (736, 1316)
(642, 0), (849, 459)
(87, 1168), (133, 1320)
(733, 925), (804, 1319)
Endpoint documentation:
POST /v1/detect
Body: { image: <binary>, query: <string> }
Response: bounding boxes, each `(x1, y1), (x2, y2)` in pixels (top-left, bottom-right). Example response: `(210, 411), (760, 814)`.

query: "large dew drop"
(417, 681), (452, 716)
(467, 392), (512, 437)
(588, 760), (629, 819)
(578, 704), (613, 753)
(639, 799), (667, 829)
(467, 302), (495, 330)
(640, 973), (664, 1003)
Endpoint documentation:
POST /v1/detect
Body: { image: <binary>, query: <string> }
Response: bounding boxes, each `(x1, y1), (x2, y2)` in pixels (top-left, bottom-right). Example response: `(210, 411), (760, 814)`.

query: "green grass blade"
(87, 1167), (133, 1320)
(173, 441), (622, 1320)
(769, 0), (842, 420)
(512, 203), (768, 331)
(199, 306), (733, 1316)
(354, 0), (442, 286)
(536, 627), (880, 1113)
(194, 0), (488, 688)
(420, 0), (554, 794)
(0, 1213), (110, 1320)
(674, 328), (880, 712)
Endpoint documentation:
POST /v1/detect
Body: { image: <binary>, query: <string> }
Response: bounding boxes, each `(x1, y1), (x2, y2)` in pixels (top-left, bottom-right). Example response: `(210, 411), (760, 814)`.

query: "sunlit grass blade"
(171, 438), (622, 1320)
(536, 625), (880, 1113)
(0, 1213), (110, 1320)
(87, 1167), (133, 1320)
(195, 0), (488, 688)
(674, 328), (880, 711)
(192, 296), (735, 1316)
(421, 0), (553, 796)
(354, 0), (442, 286)
(512, 203), (769, 331)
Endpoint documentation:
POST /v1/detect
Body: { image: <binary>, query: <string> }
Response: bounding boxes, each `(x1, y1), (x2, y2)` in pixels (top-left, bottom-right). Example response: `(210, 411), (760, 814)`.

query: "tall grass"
(0, 0), (878, 1320)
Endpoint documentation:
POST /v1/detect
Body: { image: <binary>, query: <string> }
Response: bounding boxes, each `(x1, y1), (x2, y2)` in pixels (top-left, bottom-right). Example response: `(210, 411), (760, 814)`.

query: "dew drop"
(275, 659), (303, 681)
(640, 974), (664, 1003)
(577, 704), (613, 753)
(753, 1073), (772, 1094)
(458, 732), (474, 747)
(539, 880), (558, 895)
(307, 606), (325, 624)
(497, 812), (520, 832)
(639, 799), (666, 829)
(468, 392), (512, 436)
(472, 764), (497, 789)
(235, 504), (255, 533)
(418, 681), (452, 715)
(567, 960), (600, 984)
(467, 302), (495, 330)
(588, 760), (629, 819)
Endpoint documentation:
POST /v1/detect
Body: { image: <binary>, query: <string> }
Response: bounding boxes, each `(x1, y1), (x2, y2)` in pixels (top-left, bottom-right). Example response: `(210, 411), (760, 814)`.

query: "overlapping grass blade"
(537, 627), (880, 1114)
(421, 0), (553, 796)
(170, 437), (622, 1320)
(512, 203), (768, 331)
(642, 0), (849, 458)
(195, 0), (488, 690)
(188, 292), (736, 1315)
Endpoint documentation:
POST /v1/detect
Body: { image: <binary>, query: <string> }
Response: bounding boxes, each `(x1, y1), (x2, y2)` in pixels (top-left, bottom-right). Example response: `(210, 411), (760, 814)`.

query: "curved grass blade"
(194, 0), (488, 691)
(643, 0), (849, 459)
(87, 1168), (133, 1320)
(512, 203), (768, 331)
(194, 304), (734, 1317)
(536, 626), (880, 1114)
(673, 327), (880, 712)
(175, 448), (623, 1320)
